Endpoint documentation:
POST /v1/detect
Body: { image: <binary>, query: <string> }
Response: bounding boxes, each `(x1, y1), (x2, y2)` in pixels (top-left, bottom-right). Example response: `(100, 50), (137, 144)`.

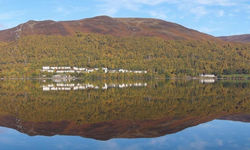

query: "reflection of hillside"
(0, 80), (249, 140)
(219, 114), (250, 123)
(1, 113), (244, 141)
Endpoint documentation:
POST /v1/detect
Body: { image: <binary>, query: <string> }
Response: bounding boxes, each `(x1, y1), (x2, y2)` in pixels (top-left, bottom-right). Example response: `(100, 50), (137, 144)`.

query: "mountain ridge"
(0, 16), (217, 42)
(218, 34), (250, 43)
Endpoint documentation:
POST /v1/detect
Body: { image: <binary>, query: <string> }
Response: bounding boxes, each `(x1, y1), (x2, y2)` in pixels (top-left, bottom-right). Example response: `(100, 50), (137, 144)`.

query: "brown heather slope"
(0, 16), (217, 42)
(219, 114), (250, 123)
(0, 114), (249, 140)
(218, 34), (250, 43)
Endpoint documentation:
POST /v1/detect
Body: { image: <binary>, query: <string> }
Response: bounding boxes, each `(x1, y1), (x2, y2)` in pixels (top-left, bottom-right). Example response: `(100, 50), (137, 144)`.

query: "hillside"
(0, 16), (249, 78)
(218, 34), (250, 43)
(0, 16), (216, 42)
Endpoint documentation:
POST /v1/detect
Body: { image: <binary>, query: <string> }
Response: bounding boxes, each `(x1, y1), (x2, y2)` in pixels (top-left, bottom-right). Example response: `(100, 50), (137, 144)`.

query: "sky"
(0, 0), (249, 36)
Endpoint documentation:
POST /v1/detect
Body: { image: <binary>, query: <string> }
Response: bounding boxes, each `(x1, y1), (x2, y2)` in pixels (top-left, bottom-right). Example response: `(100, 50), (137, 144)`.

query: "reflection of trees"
(0, 80), (249, 124)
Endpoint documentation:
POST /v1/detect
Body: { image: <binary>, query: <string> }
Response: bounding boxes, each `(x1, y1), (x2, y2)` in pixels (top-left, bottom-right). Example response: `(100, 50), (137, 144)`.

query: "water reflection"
(0, 120), (249, 150)
(0, 79), (249, 149)
(199, 79), (215, 84)
(42, 82), (148, 91)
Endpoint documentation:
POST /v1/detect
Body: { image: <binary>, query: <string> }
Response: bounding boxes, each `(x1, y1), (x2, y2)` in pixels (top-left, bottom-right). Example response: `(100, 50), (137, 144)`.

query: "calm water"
(0, 79), (249, 150)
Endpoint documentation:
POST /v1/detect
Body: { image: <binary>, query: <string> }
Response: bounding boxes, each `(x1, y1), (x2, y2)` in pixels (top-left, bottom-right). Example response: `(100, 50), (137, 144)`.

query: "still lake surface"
(0, 79), (249, 150)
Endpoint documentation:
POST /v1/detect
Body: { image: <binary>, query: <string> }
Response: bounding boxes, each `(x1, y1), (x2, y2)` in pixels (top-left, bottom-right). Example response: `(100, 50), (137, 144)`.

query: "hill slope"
(0, 16), (249, 77)
(0, 16), (216, 42)
(0, 33), (249, 78)
(218, 34), (250, 43)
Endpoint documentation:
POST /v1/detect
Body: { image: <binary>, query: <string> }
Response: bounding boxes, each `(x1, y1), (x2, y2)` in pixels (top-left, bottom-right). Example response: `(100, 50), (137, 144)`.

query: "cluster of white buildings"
(41, 66), (147, 74)
(199, 74), (216, 78)
(42, 82), (148, 91)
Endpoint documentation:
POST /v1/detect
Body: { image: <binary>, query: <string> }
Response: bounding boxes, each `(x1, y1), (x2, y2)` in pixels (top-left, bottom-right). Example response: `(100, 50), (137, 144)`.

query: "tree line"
(0, 33), (249, 78)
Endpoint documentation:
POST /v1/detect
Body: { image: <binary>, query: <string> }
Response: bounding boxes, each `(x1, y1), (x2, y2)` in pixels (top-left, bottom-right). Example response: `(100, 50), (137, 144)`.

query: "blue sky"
(0, 0), (249, 36)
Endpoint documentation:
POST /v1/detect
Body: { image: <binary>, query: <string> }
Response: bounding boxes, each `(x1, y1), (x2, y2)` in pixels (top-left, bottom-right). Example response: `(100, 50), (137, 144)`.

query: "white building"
(43, 66), (50, 70)
(200, 74), (216, 78)
(119, 69), (126, 73)
(73, 67), (79, 70)
(41, 66), (147, 75)
(87, 69), (94, 73)
(102, 68), (108, 73)
(79, 68), (86, 71)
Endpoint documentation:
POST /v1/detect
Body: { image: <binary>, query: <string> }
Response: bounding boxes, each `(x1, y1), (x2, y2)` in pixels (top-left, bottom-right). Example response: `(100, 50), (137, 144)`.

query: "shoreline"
(0, 77), (249, 81)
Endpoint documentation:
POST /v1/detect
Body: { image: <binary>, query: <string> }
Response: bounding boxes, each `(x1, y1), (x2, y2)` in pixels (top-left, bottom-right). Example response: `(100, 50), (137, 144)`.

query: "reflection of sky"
(0, 120), (249, 150)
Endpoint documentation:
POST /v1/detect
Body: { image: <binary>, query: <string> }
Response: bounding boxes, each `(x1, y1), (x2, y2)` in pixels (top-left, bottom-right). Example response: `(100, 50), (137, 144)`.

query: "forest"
(0, 33), (249, 78)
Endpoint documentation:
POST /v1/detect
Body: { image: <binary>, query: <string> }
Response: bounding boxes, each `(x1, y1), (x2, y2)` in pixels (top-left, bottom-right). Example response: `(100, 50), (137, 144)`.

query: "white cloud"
(149, 11), (168, 19)
(0, 12), (17, 20)
(102, 141), (120, 150)
(0, 11), (25, 29)
(101, 8), (118, 16)
(190, 6), (208, 18)
(246, 5), (250, 14)
(216, 139), (224, 146)
(112, 0), (236, 7)
(218, 10), (224, 17)
(98, 0), (141, 15)
(55, 7), (70, 15)
(97, 0), (243, 20)
(98, 0), (237, 9)
(0, 11), (25, 21)
(0, 23), (8, 30)
(190, 140), (208, 150)
(197, 26), (220, 34)
(54, 6), (89, 16)
(198, 123), (215, 128)
(195, 0), (235, 6)
(150, 136), (168, 145)
(133, 0), (174, 6)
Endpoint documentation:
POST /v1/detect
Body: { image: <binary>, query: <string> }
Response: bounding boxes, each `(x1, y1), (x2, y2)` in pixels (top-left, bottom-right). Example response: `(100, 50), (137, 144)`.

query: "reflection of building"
(51, 75), (74, 83)
(200, 79), (215, 84)
(42, 82), (148, 91)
